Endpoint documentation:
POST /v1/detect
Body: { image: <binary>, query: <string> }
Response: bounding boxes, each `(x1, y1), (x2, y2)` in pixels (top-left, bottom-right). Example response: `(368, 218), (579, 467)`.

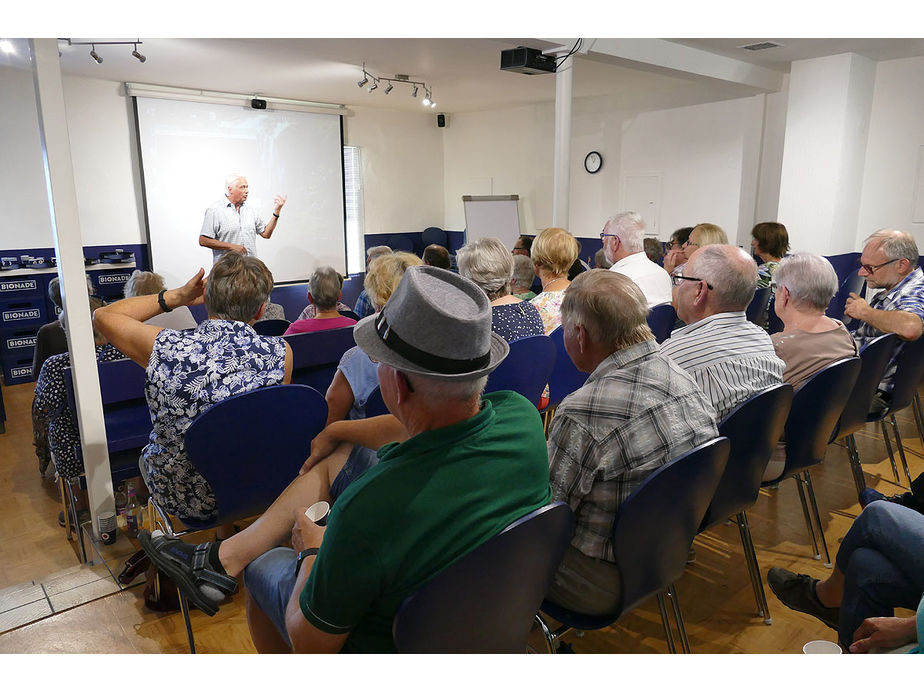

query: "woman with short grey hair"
(284, 266), (356, 335)
(763, 253), (858, 480)
(456, 237), (544, 342)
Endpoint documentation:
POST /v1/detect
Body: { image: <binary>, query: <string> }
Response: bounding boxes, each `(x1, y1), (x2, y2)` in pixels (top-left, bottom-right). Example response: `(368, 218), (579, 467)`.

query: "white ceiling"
(4, 37), (924, 114)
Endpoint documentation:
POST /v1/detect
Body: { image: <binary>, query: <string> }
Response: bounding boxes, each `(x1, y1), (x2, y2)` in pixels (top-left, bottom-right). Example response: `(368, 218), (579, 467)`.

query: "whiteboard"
(135, 97), (345, 288)
(462, 195), (521, 249)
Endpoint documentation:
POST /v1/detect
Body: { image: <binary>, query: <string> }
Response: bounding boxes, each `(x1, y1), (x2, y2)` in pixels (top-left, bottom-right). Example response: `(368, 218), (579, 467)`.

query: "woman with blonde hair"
(529, 227), (580, 334)
(664, 222), (728, 275)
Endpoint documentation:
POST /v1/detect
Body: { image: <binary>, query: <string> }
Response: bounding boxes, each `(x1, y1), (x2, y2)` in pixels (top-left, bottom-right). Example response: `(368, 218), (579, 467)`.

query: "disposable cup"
(802, 640), (842, 654)
(305, 501), (330, 526)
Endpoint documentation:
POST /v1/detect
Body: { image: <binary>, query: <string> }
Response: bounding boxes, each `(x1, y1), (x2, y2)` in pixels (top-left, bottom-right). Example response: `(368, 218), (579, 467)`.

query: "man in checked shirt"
(846, 229), (924, 414)
(544, 270), (717, 615)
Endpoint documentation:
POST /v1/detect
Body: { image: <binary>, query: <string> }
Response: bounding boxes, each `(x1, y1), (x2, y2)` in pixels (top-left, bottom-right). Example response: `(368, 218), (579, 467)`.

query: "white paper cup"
(305, 501), (330, 526)
(802, 640), (842, 654)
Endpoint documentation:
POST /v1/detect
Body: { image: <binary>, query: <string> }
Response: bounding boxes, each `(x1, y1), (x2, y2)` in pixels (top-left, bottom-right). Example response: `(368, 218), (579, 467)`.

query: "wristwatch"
(157, 289), (173, 313)
(294, 547), (319, 577)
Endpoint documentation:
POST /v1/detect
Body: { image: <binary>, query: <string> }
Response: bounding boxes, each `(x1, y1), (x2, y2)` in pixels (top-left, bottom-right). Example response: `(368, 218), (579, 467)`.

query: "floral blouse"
(142, 320), (287, 522)
(32, 344), (126, 478)
(530, 290), (567, 336)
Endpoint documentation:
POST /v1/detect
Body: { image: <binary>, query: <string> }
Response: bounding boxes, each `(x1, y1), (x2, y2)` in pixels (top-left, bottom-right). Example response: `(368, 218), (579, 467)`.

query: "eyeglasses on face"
(682, 240), (699, 248)
(671, 274), (713, 289)
(599, 231), (620, 241)
(859, 258), (899, 275)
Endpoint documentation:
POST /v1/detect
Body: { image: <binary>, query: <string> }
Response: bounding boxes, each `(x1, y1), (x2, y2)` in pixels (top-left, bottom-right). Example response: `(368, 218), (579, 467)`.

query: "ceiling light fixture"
(355, 64), (433, 108)
(0, 40), (14, 55)
(62, 38), (148, 65)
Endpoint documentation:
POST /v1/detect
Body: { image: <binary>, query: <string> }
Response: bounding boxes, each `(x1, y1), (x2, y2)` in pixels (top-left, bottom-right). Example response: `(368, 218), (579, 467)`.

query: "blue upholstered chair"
(767, 295), (784, 334)
(537, 437), (729, 654)
(393, 502), (573, 653)
(700, 384), (793, 625)
(252, 319), (290, 336)
(484, 334), (556, 407)
(646, 303), (677, 344)
(543, 327), (589, 414)
(284, 325), (357, 393)
(761, 357), (860, 567)
(746, 287), (771, 327)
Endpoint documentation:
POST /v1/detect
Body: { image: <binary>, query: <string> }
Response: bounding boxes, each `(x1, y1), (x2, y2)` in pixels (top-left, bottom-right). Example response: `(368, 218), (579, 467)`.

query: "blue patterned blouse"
(141, 320), (287, 522)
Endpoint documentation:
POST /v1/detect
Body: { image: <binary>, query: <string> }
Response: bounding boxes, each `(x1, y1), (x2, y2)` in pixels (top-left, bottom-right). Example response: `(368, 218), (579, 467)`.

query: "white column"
(30, 39), (115, 543)
(552, 54), (574, 229)
(777, 53), (876, 254)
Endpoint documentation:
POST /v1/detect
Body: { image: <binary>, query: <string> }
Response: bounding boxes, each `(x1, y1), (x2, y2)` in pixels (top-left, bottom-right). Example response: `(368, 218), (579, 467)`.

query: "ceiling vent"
(738, 41), (783, 51)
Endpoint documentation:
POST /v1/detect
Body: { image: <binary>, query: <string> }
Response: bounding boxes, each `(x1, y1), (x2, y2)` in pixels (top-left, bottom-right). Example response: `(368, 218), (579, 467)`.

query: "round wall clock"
(584, 151), (603, 174)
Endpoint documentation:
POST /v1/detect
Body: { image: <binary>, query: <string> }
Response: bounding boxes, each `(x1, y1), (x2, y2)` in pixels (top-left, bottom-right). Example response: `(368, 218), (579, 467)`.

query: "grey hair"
(690, 245), (757, 311)
(605, 212), (646, 253)
(456, 237), (513, 297)
(308, 266), (343, 311)
(512, 254), (536, 290)
(593, 248), (612, 269)
(561, 269), (653, 350)
(123, 270), (166, 298)
(205, 252), (274, 322)
(773, 253), (838, 312)
(865, 229), (920, 264)
(48, 276), (95, 311)
(366, 245), (393, 264)
(225, 174), (245, 190)
(405, 372), (489, 402)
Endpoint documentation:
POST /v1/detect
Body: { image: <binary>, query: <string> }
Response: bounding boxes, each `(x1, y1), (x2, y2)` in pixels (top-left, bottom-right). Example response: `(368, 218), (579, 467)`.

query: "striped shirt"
(853, 266), (924, 392)
(660, 311), (784, 421)
(200, 198), (266, 263)
(547, 340), (718, 561)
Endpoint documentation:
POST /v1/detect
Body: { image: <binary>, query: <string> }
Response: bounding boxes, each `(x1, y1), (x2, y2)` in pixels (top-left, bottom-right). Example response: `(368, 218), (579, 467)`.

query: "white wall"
(857, 56), (924, 248)
(344, 107), (444, 236)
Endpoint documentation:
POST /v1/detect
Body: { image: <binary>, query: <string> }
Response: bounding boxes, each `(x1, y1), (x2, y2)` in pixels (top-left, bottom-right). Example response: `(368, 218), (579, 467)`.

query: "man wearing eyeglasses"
(600, 212), (673, 308)
(660, 244), (784, 421)
(847, 229), (924, 405)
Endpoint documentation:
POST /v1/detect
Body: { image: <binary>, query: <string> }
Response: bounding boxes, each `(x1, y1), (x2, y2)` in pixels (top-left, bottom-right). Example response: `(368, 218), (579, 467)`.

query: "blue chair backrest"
(183, 384), (328, 527)
(386, 235), (415, 253)
(338, 309), (360, 322)
(284, 326), (357, 393)
(831, 333), (896, 439)
(746, 287), (771, 326)
(612, 437), (729, 615)
(392, 502), (574, 653)
(364, 386), (389, 418)
(484, 334), (556, 407)
(421, 226), (448, 248)
(701, 384), (793, 531)
(253, 319), (290, 336)
(188, 304), (208, 323)
(827, 268), (865, 323)
(545, 327), (589, 410)
(767, 295), (784, 334)
(778, 357), (860, 480)
(884, 334), (924, 413)
(646, 303), (676, 344)
(63, 358), (152, 453)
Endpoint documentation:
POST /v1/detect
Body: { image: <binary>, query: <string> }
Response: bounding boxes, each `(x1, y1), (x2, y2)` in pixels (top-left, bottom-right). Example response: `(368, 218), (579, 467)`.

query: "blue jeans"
(243, 546), (299, 649)
(835, 501), (924, 647)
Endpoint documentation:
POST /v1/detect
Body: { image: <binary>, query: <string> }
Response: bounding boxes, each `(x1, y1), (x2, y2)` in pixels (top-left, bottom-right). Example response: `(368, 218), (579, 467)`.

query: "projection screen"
(134, 96), (345, 288)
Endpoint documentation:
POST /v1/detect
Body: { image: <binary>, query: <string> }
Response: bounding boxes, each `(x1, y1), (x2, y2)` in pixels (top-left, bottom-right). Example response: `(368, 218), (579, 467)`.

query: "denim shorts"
(242, 546), (299, 649)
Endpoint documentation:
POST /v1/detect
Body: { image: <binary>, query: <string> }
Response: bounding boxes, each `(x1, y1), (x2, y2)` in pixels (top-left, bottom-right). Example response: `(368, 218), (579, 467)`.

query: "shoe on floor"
(767, 567), (840, 630)
(859, 488), (886, 508)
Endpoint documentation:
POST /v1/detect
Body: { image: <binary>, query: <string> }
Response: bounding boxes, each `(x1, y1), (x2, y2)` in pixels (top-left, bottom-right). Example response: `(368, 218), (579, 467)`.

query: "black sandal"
(137, 530), (237, 616)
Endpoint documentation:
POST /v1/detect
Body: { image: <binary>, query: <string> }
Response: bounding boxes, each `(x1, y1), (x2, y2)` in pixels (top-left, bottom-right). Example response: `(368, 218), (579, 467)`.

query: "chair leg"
(179, 593), (196, 653)
(880, 420), (901, 484)
(656, 592), (677, 654)
(532, 614), (556, 654)
(803, 471), (832, 567)
(912, 392), (924, 447)
(794, 476), (821, 560)
(845, 434), (867, 499)
(889, 414), (913, 488)
(667, 583), (692, 654)
(58, 475), (72, 541)
(736, 511), (772, 624)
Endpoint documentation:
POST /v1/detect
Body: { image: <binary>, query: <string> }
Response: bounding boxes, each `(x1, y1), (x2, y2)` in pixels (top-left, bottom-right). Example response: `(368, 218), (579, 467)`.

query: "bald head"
(683, 245), (758, 316)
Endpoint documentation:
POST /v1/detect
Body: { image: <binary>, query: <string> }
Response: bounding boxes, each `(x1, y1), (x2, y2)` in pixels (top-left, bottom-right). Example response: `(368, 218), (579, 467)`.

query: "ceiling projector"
(500, 46), (557, 75)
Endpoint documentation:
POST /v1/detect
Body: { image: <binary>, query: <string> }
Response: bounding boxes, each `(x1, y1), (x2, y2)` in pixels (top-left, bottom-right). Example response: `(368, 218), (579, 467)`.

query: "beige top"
(771, 321), (858, 391)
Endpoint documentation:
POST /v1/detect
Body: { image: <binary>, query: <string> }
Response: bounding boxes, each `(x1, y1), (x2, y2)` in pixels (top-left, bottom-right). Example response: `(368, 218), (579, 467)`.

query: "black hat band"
(375, 311), (490, 375)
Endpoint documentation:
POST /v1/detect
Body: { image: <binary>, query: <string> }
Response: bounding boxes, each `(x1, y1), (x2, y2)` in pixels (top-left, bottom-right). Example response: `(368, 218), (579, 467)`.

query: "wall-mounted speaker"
(251, 98), (267, 110)
(437, 113), (448, 128)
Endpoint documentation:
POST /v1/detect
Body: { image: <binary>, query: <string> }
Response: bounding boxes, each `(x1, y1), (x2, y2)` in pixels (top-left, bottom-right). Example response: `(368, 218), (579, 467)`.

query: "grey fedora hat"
(354, 265), (508, 381)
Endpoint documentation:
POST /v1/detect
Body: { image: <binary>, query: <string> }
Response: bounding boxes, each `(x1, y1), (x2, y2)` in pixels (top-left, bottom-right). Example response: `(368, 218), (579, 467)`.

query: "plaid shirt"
(353, 289), (376, 319)
(853, 266), (924, 391)
(547, 340), (718, 562)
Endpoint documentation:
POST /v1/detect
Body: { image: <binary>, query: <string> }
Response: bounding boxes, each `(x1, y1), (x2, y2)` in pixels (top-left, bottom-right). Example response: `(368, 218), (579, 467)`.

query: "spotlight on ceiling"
(0, 40), (14, 55)
(90, 44), (102, 64)
(384, 82), (393, 95)
(132, 43), (146, 63)
(422, 90), (431, 107)
(357, 76), (368, 88)
(411, 85), (418, 98)
(368, 80), (378, 93)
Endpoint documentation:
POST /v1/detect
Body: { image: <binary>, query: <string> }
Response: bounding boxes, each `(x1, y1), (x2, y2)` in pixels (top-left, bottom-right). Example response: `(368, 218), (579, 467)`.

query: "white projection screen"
(134, 96), (346, 287)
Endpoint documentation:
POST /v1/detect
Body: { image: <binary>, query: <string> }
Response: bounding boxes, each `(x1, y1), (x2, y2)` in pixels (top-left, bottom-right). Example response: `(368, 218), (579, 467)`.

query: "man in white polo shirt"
(661, 244), (784, 421)
(601, 212), (672, 307)
(199, 174), (287, 264)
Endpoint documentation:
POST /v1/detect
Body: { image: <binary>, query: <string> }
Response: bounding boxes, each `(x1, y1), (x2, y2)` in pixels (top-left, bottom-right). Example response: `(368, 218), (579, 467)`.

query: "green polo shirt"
(299, 390), (552, 652)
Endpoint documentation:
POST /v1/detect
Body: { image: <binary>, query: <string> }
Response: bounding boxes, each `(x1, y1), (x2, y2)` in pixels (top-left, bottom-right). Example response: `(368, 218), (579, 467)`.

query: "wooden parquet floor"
(0, 378), (921, 655)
